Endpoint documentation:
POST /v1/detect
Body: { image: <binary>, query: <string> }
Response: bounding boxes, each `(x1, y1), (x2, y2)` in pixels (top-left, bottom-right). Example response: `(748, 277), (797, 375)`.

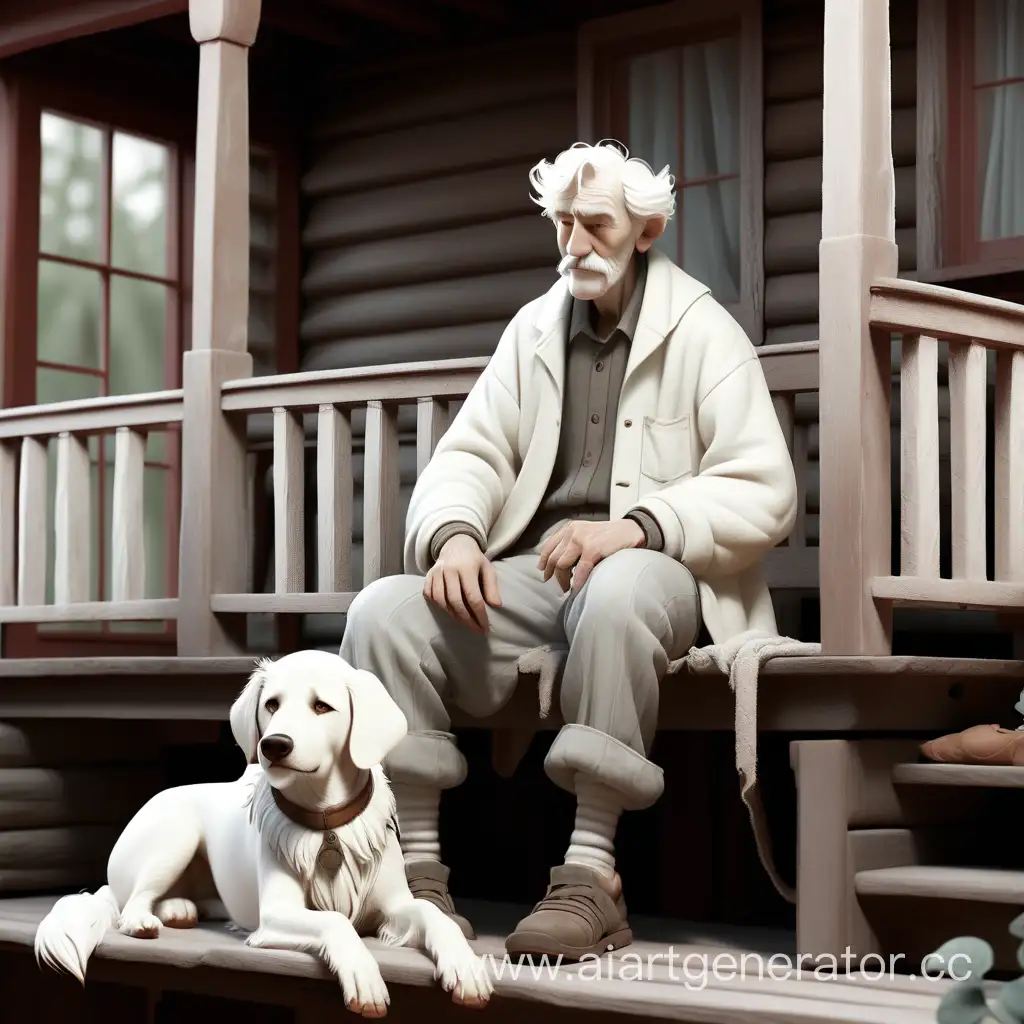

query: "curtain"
(975, 0), (1024, 242)
(627, 35), (740, 302)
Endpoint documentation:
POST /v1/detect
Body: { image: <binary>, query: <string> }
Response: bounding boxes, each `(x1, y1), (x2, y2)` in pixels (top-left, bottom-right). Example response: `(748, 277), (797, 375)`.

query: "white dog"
(34, 650), (493, 1016)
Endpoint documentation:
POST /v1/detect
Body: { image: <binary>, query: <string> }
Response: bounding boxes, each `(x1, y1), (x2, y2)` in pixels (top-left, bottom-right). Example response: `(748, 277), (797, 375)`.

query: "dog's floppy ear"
(230, 658), (271, 764)
(346, 669), (408, 770)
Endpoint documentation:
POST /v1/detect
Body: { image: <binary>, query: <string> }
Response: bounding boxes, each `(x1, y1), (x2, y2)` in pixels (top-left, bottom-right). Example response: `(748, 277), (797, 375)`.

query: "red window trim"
(946, 0), (1024, 267)
(0, 63), (301, 658)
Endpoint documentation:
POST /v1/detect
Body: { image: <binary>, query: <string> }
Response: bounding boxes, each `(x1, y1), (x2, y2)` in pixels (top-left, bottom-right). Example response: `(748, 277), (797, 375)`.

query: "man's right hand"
(424, 534), (502, 635)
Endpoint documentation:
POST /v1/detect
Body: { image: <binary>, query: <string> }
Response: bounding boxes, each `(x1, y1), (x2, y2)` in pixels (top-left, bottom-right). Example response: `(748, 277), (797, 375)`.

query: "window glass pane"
(680, 178), (740, 303)
(39, 113), (104, 263)
(681, 35), (740, 181)
(109, 275), (167, 395)
(36, 365), (102, 404)
(37, 260), (103, 370)
(976, 82), (1024, 241)
(975, 0), (1024, 84)
(112, 132), (170, 278)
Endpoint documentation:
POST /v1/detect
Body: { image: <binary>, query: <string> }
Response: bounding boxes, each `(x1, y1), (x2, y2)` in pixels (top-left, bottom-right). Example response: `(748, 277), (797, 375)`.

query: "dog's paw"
(155, 898), (198, 928)
(436, 951), (493, 1009)
(336, 949), (390, 1018)
(117, 910), (162, 939)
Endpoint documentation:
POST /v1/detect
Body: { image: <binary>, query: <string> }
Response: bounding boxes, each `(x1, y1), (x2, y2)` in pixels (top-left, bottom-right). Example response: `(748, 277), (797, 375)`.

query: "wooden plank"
(16, 437), (47, 606)
(994, 349), (1024, 581)
(362, 401), (401, 584)
(415, 397), (448, 477)
(870, 576), (1024, 611)
(111, 427), (146, 602)
(0, 443), (14, 606)
(272, 408), (304, 593)
(0, 599), (178, 623)
(211, 593), (357, 614)
(764, 272), (818, 328)
(53, 432), (91, 605)
(870, 277), (1024, 350)
(855, 865), (1024, 903)
(947, 341), (987, 580)
(915, 0), (946, 272)
(893, 763), (1024, 789)
(316, 404), (353, 593)
(898, 335), (940, 577)
(0, 390), (183, 440)
(817, 0), (899, 655)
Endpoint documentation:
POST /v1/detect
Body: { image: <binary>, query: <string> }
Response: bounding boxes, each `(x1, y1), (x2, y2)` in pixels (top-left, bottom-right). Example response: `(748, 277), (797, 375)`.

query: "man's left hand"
(537, 519), (646, 591)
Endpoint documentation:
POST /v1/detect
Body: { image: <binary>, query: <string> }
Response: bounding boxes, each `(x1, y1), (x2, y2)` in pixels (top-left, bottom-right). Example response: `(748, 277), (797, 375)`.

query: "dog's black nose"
(260, 734), (294, 761)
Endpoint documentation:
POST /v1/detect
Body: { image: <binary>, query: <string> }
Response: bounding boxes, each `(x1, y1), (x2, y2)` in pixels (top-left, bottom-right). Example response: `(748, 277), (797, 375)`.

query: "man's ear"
(635, 215), (667, 252)
(346, 669), (408, 770)
(230, 659), (270, 764)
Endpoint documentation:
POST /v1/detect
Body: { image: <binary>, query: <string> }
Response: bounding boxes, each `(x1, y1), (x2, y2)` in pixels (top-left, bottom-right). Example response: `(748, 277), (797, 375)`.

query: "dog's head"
(229, 651), (408, 783)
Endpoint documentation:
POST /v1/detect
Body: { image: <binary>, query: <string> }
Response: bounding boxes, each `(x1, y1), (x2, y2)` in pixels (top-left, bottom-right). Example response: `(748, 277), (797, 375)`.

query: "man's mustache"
(558, 253), (609, 275)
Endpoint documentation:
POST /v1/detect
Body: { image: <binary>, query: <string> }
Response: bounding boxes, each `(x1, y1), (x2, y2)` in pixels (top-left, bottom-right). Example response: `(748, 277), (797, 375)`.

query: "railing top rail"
(0, 389), (185, 440)
(870, 276), (1024, 351)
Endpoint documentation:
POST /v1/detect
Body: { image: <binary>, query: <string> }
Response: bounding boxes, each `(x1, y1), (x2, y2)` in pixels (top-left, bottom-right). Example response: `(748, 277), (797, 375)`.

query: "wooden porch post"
(177, 0), (260, 656)
(818, 0), (899, 655)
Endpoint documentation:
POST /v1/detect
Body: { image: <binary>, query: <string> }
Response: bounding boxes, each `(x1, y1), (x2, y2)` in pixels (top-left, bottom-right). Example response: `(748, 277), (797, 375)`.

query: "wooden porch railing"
(868, 277), (1024, 615)
(0, 391), (183, 628)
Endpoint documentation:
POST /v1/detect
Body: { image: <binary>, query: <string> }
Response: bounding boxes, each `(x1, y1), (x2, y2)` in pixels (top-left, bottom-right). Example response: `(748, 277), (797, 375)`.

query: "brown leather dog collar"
(271, 774), (374, 831)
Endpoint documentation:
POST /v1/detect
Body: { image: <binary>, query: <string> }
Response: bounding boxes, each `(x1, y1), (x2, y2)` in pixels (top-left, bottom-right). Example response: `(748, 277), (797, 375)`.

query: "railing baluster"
(0, 442), (14, 606)
(54, 432), (91, 605)
(111, 427), (147, 602)
(995, 349), (1024, 582)
(899, 334), (940, 577)
(317, 404), (353, 593)
(791, 422), (808, 549)
(363, 400), (401, 585)
(948, 340), (987, 580)
(416, 397), (449, 478)
(273, 407), (304, 594)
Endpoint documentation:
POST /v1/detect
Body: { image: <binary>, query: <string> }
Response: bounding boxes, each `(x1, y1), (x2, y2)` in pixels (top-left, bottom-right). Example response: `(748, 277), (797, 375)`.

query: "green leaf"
(1009, 913), (1024, 941)
(997, 977), (1024, 1022)
(1015, 688), (1024, 718)
(925, 938), (996, 982)
(1016, 940), (1024, 973)
(936, 983), (992, 1024)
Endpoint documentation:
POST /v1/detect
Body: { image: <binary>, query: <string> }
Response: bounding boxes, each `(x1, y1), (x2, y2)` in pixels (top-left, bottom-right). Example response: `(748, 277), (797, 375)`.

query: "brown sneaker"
(504, 863), (632, 961)
(921, 724), (1024, 766)
(405, 860), (476, 940)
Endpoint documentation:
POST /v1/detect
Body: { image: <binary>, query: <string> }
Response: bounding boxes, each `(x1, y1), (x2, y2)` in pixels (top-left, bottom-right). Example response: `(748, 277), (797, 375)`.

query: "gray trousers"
(339, 544), (701, 811)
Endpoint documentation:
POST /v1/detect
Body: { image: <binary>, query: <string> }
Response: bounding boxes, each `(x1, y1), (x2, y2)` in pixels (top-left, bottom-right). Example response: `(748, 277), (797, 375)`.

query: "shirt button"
(595, 361), (604, 371)
(591, 413), (600, 424)
(624, 419), (632, 427)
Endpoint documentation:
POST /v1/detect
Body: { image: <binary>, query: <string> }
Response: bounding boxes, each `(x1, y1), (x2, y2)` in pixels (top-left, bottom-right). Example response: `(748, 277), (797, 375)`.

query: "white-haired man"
(340, 141), (797, 959)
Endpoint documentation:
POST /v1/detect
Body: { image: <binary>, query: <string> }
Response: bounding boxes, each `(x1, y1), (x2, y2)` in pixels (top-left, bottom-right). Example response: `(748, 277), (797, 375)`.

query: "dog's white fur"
(33, 650), (492, 1016)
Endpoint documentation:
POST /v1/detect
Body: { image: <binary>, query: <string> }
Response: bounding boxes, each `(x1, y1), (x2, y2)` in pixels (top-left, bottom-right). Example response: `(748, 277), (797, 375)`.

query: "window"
(578, 0), (762, 339)
(35, 111), (181, 632)
(947, 0), (1024, 265)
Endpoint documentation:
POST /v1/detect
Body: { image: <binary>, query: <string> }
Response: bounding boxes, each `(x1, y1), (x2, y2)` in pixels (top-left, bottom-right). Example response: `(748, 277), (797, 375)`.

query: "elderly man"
(340, 140), (797, 959)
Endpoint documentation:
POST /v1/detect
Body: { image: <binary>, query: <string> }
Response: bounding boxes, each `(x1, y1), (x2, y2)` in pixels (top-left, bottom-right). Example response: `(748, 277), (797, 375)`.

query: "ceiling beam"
(0, 0), (186, 60)
(261, 0), (352, 49)
(321, 0), (446, 38)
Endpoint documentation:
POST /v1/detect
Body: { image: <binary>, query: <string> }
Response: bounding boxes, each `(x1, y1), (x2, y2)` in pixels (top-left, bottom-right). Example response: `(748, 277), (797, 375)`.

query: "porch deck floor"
(0, 895), (970, 1022)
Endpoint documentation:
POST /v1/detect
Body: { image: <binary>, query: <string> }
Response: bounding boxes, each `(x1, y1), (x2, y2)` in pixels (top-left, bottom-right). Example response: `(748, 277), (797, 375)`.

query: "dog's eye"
(313, 700), (334, 714)
(264, 698), (279, 714)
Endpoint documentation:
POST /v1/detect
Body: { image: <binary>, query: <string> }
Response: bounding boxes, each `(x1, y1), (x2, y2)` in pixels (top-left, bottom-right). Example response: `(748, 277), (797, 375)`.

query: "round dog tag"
(317, 831), (343, 872)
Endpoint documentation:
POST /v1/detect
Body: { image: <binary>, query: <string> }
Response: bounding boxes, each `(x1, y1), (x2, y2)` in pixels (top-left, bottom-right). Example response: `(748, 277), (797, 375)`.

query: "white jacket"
(404, 248), (798, 643)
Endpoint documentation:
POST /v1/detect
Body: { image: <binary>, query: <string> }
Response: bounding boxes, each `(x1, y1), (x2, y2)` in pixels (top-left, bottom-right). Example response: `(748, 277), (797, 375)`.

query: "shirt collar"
(568, 252), (647, 345)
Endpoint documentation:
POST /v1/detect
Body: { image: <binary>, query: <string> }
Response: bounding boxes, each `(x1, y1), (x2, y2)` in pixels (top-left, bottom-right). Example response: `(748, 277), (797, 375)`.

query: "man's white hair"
(528, 140), (676, 222)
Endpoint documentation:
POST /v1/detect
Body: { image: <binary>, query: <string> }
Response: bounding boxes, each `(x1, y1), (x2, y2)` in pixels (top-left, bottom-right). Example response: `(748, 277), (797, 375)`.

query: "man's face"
(553, 163), (645, 301)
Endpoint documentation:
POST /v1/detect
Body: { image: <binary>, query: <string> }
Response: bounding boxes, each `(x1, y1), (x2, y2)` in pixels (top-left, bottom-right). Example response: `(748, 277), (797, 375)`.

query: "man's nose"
(567, 223), (590, 257)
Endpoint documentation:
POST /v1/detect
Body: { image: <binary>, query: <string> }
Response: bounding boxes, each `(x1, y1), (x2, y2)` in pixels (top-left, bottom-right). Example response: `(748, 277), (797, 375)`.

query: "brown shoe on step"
(504, 863), (632, 961)
(920, 724), (1024, 766)
(405, 860), (476, 940)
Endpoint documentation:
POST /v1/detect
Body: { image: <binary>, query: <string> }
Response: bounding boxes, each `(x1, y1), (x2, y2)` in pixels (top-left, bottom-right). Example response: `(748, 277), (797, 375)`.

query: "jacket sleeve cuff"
(624, 509), (665, 552)
(429, 522), (487, 564)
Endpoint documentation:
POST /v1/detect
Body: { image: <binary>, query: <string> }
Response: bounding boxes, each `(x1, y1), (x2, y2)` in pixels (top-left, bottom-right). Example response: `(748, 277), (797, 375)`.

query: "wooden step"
(893, 762), (1024, 788)
(855, 865), (1024, 903)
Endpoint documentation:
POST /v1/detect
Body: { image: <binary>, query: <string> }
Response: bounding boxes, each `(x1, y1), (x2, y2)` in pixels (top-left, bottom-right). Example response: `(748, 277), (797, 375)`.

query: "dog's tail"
(34, 884), (120, 983)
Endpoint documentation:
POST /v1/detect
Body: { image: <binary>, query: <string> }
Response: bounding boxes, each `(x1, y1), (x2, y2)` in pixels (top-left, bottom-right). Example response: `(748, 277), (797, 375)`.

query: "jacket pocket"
(640, 414), (693, 485)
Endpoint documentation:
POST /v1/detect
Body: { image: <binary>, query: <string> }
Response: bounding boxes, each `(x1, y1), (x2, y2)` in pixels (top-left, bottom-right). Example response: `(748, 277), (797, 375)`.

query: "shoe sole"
(504, 927), (633, 962)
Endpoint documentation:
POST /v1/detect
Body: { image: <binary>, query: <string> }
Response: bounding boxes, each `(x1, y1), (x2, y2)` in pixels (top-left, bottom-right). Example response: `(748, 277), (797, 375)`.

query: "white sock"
(392, 782), (441, 863)
(564, 774), (622, 878)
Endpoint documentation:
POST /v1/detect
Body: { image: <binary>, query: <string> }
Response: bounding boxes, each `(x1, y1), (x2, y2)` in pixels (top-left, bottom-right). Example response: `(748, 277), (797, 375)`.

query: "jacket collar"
(531, 248), (711, 395)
